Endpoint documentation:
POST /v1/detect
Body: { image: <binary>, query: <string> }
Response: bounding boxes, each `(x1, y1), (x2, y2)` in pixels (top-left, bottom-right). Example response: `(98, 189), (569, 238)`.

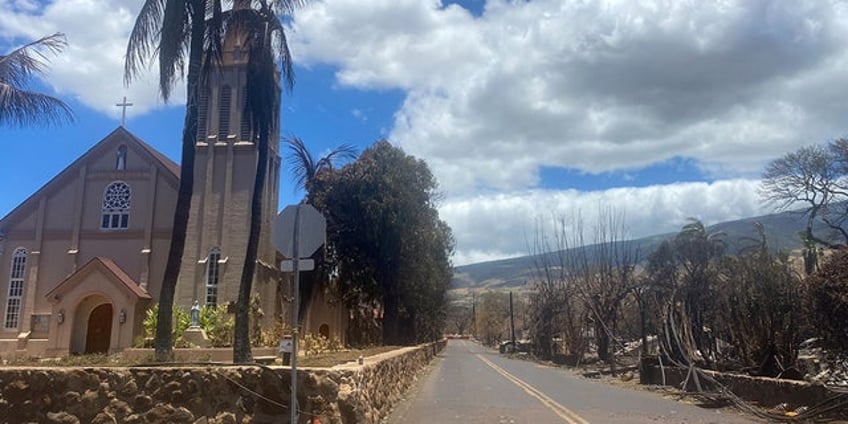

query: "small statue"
(190, 300), (200, 327)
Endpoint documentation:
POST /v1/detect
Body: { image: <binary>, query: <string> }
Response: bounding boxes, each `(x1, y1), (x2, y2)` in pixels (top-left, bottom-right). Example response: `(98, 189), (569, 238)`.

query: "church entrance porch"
(84, 303), (113, 354)
(44, 257), (151, 357)
(70, 294), (113, 355)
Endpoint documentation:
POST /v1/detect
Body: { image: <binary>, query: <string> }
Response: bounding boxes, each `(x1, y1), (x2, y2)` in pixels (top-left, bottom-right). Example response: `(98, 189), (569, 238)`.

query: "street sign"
(272, 204), (326, 258)
(281, 259), (314, 272)
(272, 204), (327, 424)
(278, 337), (293, 354)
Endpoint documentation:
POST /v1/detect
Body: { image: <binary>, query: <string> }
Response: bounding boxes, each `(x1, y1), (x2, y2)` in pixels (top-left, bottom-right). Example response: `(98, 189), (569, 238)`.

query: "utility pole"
(471, 292), (476, 339)
(510, 291), (516, 347)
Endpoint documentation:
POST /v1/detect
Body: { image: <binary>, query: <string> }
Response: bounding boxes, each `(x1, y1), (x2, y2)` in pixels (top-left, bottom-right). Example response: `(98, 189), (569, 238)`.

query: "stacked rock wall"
(640, 357), (833, 408)
(0, 340), (446, 424)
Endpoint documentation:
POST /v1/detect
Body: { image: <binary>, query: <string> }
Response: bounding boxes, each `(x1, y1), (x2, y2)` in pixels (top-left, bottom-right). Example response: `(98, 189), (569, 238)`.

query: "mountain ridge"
(451, 207), (819, 290)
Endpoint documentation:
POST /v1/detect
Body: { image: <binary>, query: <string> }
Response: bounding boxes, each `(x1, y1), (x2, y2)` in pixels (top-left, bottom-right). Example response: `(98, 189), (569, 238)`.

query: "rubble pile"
(800, 348), (848, 387)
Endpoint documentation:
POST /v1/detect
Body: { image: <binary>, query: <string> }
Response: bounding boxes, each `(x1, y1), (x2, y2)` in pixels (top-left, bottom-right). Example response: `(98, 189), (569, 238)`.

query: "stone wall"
(640, 358), (833, 408)
(0, 340), (446, 424)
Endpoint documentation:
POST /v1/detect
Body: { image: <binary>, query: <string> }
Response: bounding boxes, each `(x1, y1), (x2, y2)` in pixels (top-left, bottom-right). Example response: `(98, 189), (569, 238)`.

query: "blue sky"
(4, 0), (848, 265)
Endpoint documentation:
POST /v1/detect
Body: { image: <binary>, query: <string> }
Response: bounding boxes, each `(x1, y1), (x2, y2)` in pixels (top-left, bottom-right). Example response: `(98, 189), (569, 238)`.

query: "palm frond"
(284, 136), (317, 190)
(0, 84), (73, 127)
(202, 0), (225, 81)
(157, 0), (193, 101)
(0, 33), (73, 127)
(269, 0), (310, 15)
(0, 33), (66, 85)
(315, 143), (357, 172)
(124, 0), (166, 85)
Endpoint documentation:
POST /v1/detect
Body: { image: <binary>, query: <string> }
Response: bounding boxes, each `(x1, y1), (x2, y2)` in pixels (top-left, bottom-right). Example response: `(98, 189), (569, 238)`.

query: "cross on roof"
(116, 96), (133, 127)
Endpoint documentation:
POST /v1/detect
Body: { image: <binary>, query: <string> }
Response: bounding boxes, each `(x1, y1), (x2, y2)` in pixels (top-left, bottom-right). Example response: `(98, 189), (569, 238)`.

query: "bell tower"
(178, 11), (281, 316)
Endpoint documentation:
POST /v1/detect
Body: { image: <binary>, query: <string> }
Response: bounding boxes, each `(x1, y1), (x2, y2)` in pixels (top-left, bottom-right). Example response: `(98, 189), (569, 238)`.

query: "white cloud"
(0, 0), (179, 117)
(4, 0), (843, 266)
(290, 0), (848, 194)
(440, 179), (769, 265)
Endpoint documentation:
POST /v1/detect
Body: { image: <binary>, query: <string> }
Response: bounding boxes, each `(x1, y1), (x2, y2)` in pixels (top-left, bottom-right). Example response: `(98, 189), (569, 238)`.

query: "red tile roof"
(46, 256), (151, 300)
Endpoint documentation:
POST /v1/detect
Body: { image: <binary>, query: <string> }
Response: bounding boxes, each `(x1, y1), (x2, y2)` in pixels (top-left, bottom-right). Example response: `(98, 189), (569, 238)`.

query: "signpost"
(272, 204), (326, 424)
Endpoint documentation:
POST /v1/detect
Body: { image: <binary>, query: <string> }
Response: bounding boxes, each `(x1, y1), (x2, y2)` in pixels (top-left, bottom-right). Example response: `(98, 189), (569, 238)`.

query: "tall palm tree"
(285, 136), (357, 203)
(232, 0), (307, 364)
(283, 136), (356, 326)
(125, 0), (216, 362)
(0, 33), (73, 127)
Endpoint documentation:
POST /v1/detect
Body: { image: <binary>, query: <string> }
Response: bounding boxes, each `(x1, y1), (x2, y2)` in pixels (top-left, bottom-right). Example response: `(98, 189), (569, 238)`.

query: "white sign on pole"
(279, 337), (293, 354)
(271, 204), (328, 424)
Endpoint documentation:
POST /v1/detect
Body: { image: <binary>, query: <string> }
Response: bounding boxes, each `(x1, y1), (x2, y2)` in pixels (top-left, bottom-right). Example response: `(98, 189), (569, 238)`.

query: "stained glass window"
(101, 181), (130, 230)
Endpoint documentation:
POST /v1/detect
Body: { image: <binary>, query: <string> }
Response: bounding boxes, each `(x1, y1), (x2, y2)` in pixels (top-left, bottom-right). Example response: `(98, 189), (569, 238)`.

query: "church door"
(85, 304), (113, 354)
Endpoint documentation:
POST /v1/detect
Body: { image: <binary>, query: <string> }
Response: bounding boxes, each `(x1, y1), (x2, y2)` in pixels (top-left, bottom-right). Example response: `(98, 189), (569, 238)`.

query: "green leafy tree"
(199, 304), (234, 347)
(476, 291), (510, 346)
(312, 141), (454, 345)
(141, 304), (191, 347)
(0, 33), (73, 127)
(445, 300), (472, 335)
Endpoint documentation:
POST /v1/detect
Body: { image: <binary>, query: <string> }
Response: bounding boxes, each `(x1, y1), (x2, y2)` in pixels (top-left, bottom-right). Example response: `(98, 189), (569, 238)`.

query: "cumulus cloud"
(440, 179), (769, 265)
(4, 0), (843, 265)
(290, 0), (848, 193)
(0, 0), (176, 117)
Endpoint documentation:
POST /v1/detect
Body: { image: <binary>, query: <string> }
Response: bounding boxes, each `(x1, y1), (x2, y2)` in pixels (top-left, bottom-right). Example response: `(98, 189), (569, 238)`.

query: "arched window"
(239, 87), (251, 142)
(101, 181), (131, 230)
(4, 248), (27, 330)
(205, 247), (221, 306)
(218, 85), (232, 138)
(116, 145), (127, 170)
(197, 88), (209, 141)
(319, 324), (330, 340)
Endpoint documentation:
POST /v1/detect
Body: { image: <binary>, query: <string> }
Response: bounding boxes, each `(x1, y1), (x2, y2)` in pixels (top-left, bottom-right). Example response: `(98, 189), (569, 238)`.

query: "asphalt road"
(386, 339), (760, 424)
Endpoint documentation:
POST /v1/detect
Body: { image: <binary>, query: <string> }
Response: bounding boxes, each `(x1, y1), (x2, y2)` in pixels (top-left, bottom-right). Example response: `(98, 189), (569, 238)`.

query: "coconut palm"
(0, 33), (73, 127)
(285, 136), (357, 203)
(232, 0), (308, 363)
(283, 136), (356, 327)
(125, 0), (217, 362)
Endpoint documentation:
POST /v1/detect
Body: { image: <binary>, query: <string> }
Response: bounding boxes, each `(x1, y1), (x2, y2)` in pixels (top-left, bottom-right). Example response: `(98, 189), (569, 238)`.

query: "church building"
(0, 24), (346, 357)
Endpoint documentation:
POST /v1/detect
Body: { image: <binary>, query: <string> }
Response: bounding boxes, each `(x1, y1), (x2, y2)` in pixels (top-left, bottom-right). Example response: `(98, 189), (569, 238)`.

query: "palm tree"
(0, 33), (73, 127)
(285, 136), (357, 203)
(125, 0), (216, 362)
(283, 136), (356, 327)
(674, 218), (725, 364)
(232, 0), (308, 364)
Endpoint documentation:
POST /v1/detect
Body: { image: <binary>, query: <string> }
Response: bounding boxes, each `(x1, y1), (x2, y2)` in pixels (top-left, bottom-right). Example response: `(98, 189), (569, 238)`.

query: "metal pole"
(290, 205), (301, 424)
(510, 291), (515, 347)
(471, 292), (476, 339)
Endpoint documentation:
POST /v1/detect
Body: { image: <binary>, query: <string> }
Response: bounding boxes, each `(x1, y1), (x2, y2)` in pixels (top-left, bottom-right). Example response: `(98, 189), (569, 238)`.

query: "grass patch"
(299, 346), (400, 368)
(0, 346), (403, 368)
(1, 354), (147, 367)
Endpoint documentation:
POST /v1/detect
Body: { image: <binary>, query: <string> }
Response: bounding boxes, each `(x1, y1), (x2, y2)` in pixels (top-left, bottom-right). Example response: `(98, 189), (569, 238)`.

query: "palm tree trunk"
(233, 125), (269, 363)
(154, 0), (204, 362)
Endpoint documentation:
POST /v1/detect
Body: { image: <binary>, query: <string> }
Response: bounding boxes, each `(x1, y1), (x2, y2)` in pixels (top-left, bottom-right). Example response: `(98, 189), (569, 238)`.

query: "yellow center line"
(476, 354), (591, 424)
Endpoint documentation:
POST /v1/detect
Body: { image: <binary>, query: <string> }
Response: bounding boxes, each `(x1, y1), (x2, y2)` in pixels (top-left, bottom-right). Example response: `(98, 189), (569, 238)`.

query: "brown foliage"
(808, 249), (848, 353)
